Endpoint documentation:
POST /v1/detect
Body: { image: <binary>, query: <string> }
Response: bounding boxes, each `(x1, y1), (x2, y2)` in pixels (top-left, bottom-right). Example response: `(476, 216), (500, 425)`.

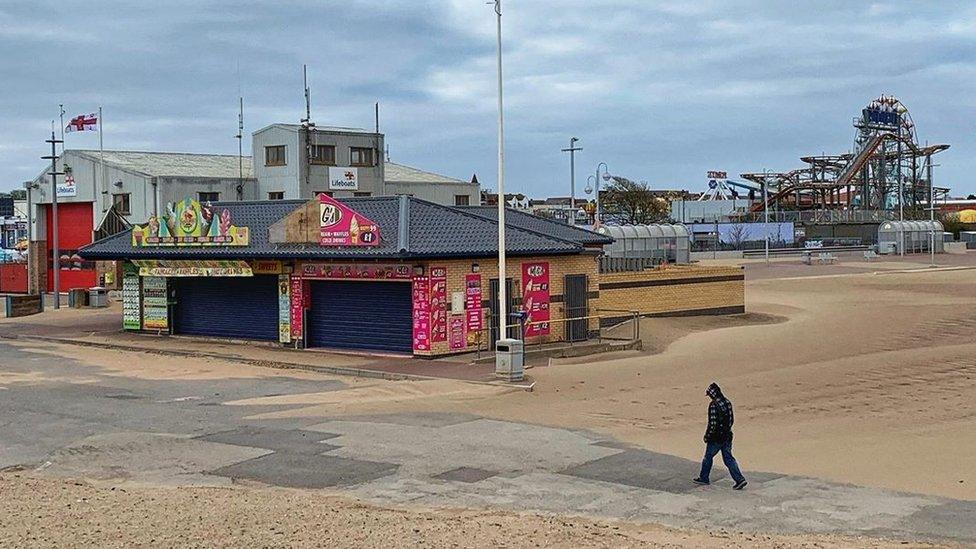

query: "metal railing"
(473, 309), (641, 359)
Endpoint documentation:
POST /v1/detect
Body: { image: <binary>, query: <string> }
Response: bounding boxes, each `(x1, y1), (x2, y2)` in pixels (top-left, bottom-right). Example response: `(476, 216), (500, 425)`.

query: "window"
(268, 191), (284, 200)
(113, 193), (130, 215)
(353, 192), (372, 197)
(309, 144), (336, 165)
(265, 145), (286, 166)
(454, 195), (470, 206)
(350, 147), (374, 167)
(198, 192), (219, 203)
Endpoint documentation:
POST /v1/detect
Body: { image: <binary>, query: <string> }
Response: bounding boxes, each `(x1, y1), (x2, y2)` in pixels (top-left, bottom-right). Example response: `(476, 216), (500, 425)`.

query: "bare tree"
(727, 223), (751, 250)
(602, 177), (670, 225)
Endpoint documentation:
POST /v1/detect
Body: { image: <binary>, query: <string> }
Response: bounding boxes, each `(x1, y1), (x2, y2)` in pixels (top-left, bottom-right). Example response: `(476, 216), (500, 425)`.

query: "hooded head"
(705, 382), (723, 400)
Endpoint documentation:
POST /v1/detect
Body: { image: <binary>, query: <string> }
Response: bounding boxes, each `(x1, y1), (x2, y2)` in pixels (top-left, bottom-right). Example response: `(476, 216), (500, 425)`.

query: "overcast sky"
(2, 1), (975, 197)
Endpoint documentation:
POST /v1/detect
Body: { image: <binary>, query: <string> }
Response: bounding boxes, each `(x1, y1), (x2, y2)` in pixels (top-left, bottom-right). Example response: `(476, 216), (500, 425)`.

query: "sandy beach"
(238, 266), (976, 500)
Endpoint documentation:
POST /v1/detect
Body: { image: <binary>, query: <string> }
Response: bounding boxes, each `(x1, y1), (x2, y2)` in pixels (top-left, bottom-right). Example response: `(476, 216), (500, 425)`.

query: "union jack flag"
(65, 113), (98, 132)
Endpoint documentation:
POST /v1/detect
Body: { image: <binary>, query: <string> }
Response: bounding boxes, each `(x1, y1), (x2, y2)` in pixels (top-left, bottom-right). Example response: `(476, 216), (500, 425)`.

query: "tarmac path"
(0, 339), (973, 546)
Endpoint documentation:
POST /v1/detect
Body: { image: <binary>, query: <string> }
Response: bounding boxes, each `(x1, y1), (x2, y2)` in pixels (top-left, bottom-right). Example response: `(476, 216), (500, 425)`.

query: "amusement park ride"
(737, 95), (949, 214)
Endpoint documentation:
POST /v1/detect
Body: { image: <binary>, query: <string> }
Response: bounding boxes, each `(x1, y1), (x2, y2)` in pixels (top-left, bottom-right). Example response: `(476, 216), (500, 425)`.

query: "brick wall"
(596, 265), (745, 324)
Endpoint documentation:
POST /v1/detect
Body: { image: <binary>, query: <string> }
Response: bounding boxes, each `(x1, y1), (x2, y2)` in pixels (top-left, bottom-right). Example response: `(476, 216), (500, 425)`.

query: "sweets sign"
(318, 194), (380, 247)
(132, 198), (249, 247)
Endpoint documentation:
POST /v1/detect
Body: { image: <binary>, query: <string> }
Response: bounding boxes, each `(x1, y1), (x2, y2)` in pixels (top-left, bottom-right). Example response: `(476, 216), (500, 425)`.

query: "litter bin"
(88, 287), (109, 308)
(495, 338), (524, 382)
(68, 288), (88, 309)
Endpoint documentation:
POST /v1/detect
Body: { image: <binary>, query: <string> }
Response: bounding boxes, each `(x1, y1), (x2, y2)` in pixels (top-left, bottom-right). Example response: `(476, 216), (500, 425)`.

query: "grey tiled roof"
(80, 197), (583, 260)
(461, 206), (613, 246)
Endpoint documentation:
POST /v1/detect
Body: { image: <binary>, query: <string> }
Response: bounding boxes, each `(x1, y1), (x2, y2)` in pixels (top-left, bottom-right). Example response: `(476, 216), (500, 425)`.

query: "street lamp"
(561, 137), (582, 225)
(595, 162), (610, 227)
(490, 0), (509, 342)
(762, 169), (770, 265)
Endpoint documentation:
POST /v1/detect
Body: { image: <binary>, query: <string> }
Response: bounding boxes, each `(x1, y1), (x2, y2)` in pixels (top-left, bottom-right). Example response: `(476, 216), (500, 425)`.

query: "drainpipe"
(152, 177), (159, 219)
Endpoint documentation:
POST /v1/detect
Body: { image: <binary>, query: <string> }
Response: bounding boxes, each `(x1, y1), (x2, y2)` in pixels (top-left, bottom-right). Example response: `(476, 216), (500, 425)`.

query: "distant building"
(252, 124), (478, 205)
(481, 191), (530, 210)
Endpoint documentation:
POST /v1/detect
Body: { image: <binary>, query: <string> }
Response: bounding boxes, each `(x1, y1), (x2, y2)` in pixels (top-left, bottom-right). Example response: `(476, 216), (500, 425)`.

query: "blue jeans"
(699, 440), (745, 484)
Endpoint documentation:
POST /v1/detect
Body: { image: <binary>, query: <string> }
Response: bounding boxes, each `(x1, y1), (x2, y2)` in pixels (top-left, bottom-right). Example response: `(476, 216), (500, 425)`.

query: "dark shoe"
(733, 479), (748, 490)
(692, 477), (709, 485)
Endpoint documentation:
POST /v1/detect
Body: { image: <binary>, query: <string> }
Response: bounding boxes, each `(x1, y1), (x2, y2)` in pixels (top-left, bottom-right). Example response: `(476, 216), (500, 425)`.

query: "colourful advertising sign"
(290, 275), (304, 340)
(141, 276), (168, 331)
(132, 259), (252, 277)
(122, 265), (141, 331)
(253, 260), (283, 275)
(412, 275), (431, 352)
(132, 197), (249, 247)
(318, 194), (380, 247)
(301, 263), (411, 280)
(449, 315), (466, 351)
(521, 261), (551, 337)
(278, 275), (291, 344)
(464, 273), (482, 346)
(430, 266), (448, 343)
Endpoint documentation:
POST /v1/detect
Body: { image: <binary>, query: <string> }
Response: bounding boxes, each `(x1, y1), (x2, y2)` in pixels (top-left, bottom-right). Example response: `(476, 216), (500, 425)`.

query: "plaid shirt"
(705, 387), (734, 442)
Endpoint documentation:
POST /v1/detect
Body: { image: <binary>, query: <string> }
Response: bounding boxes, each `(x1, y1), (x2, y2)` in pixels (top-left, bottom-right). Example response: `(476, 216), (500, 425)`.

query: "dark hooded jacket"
(704, 383), (734, 443)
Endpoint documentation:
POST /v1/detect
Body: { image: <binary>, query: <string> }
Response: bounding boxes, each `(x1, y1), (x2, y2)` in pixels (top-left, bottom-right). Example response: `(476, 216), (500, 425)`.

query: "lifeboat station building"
(80, 195), (744, 357)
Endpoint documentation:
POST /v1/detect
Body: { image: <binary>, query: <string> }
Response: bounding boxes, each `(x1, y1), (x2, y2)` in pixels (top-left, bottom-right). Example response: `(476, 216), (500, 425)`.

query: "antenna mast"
(236, 96), (244, 200)
(301, 64), (314, 189)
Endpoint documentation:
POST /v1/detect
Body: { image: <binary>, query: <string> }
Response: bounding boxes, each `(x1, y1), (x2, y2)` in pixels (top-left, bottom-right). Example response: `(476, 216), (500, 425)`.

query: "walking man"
(693, 382), (747, 490)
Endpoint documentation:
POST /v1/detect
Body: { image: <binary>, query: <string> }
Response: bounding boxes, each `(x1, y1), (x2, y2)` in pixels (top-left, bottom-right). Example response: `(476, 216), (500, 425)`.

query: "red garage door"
(44, 202), (97, 292)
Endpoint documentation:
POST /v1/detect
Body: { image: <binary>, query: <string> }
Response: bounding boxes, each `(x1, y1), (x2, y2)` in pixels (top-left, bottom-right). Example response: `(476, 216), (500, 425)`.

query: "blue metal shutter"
(174, 276), (278, 341)
(308, 280), (412, 353)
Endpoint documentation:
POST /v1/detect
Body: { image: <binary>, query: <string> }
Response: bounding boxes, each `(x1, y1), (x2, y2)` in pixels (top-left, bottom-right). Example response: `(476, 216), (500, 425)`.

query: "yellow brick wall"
(415, 254), (601, 357)
(596, 265), (744, 320)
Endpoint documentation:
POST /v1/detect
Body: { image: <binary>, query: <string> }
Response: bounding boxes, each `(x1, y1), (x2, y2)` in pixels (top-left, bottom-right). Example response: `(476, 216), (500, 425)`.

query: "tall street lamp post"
(595, 162), (610, 227)
(561, 137), (581, 225)
(491, 0), (508, 340)
(763, 169), (770, 265)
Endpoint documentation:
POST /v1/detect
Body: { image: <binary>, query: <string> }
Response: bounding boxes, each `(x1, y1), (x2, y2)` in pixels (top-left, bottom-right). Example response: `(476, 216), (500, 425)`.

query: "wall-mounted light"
(413, 265), (425, 276)
(113, 180), (123, 188)
(471, 263), (480, 273)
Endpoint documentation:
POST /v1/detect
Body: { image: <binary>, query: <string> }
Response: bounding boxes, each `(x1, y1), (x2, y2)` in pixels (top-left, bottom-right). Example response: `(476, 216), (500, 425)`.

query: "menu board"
(141, 276), (168, 331)
(278, 275), (291, 344)
(464, 273), (483, 346)
(521, 262), (551, 337)
(449, 315), (466, 351)
(412, 275), (431, 352)
(318, 194), (380, 246)
(290, 275), (304, 340)
(122, 271), (141, 331)
(302, 263), (411, 280)
(430, 267), (447, 343)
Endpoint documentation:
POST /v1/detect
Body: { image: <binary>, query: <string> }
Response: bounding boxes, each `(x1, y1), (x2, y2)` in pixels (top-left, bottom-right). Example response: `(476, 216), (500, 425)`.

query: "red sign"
(521, 262), (551, 337)
(430, 266), (448, 343)
(449, 315), (466, 351)
(464, 273), (483, 343)
(302, 263), (411, 280)
(412, 275), (431, 352)
(318, 194), (380, 247)
(290, 275), (304, 339)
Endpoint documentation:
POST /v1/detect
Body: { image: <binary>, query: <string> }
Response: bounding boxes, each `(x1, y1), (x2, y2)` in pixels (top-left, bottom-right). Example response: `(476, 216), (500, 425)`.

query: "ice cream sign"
(318, 194), (380, 247)
(131, 197), (249, 247)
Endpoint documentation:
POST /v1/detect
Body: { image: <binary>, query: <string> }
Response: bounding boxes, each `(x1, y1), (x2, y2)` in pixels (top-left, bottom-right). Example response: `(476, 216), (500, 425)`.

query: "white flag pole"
(99, 106), (106, 212)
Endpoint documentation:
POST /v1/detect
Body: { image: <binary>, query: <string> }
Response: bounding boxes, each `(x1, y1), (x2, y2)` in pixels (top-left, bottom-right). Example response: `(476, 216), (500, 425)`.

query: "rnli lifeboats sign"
(318, 194), (380, 247)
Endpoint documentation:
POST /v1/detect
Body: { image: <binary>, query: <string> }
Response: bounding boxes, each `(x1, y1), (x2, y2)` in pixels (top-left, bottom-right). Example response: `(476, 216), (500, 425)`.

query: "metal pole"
(99, 106), (106, 212)
(763, 169), (769, 264)
(493, 0), (507, 338)
(43, 131), (63, 309)
(596, 162), (608, 227)
(929, 160), (935, 267)
(562, 137), (581, 225)
(25, 184), (32, 295)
